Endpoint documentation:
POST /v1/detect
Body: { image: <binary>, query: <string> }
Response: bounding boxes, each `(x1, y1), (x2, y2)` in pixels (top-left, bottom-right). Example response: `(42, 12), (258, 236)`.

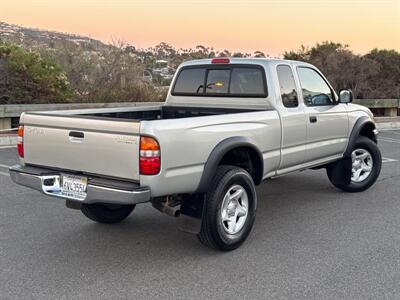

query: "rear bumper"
(9, 165), (151, 205)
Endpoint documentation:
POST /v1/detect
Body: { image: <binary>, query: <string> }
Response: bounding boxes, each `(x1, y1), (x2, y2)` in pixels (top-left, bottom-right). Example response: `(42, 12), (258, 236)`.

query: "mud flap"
(178, 195), (205, 234)
(328, 157), (352, 185)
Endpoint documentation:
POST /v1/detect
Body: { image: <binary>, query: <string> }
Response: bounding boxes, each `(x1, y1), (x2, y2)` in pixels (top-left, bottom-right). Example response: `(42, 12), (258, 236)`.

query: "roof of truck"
(179, 57), (313, 68)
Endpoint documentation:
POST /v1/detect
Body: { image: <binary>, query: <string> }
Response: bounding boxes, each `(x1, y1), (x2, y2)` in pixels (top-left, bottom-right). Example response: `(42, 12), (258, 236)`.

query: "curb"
(376, 122), (400, 130)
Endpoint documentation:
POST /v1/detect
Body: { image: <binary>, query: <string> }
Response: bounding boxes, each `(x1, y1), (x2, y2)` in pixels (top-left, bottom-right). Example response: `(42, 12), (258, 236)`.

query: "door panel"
(296, 67), (349, 163)
(304, 104), (348, 162)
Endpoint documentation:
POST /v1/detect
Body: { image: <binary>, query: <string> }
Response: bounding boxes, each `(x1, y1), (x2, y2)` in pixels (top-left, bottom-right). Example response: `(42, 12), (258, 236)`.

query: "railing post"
(384, 107), (397, 117)
(0, 117), (11, 130)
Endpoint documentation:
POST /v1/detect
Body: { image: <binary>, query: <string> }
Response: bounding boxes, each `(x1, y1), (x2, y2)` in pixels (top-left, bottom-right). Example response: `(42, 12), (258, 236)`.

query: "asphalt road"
(0, 130), (399, 299)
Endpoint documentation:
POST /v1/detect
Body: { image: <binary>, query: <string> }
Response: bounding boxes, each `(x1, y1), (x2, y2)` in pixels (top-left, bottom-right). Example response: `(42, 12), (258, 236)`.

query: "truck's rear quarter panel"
(140, 110), (281, 197)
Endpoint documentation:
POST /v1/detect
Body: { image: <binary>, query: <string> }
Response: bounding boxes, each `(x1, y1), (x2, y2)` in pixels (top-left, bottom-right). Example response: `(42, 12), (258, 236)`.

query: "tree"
(3, 32), (399, 103)
(218, 49), (231, 57)
(154, 42), (176, 59)
(284, 42), (382, 98)
(364, 49), (400, 98)
(39, 39), (165, 103)
(254, 51), (266, 58)
(232, 52), (245, 57)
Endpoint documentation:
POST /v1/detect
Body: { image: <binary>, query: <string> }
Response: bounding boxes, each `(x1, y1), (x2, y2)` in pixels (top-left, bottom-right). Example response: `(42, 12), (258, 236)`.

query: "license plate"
(61, 175), (87, 201)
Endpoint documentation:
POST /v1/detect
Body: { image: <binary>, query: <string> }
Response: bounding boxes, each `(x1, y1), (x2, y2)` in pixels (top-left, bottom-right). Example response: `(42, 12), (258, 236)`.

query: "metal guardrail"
(0, 128), (18, 132)
(352, 99), (400, 108)
(0, 99), (400, 118)
(0, 99), (399, 131)
(0, 102), (164, 118)
(0, 102), (165, 131)
(0, 100), (397, 118)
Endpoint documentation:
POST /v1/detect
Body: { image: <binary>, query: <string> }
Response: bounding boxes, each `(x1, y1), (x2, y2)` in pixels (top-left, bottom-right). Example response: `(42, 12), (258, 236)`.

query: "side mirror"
(338, 89), (353, 103)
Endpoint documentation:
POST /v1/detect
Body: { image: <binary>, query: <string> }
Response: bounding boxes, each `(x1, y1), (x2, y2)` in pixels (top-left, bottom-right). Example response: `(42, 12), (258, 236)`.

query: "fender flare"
(195, 136), (263, 193)
(343, 116), (377, 158)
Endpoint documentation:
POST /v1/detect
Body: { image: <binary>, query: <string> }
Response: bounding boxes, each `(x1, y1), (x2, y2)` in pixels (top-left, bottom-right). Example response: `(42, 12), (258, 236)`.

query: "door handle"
(69, 131), (85, 143)
(309, 116), (317, 123)
(69, 131), (84, 138)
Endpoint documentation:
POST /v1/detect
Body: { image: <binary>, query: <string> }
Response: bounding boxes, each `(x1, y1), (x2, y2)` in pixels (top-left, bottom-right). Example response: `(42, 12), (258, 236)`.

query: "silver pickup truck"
(10, 58), (381, 251)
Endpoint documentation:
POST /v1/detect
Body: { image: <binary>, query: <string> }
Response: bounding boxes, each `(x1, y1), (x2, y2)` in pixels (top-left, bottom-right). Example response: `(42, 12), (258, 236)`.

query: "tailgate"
(21, 113), (140, 181)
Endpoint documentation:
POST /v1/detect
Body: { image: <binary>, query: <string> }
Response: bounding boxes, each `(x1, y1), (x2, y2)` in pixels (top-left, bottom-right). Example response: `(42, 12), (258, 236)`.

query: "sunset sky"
(1, 0), (399, 56)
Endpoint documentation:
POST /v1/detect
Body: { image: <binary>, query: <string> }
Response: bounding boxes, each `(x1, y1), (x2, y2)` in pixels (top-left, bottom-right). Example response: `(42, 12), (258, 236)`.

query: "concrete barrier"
(0, 135), (17, 147)
(353, 99), (399, 117)
(374, 117), (400, 130)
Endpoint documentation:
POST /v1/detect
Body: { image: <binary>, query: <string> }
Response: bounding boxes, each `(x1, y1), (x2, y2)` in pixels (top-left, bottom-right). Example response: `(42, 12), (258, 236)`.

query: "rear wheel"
(80, 203), (135, 224)
(327, 136), (381, 192)
(197, 166), (257, 251)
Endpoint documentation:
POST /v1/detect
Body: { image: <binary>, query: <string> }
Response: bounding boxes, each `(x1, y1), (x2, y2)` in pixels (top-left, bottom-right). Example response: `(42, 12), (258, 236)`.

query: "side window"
(277, 65), (298, 108)
(297, 67), (334, 106)
(173, 68), (206, 94)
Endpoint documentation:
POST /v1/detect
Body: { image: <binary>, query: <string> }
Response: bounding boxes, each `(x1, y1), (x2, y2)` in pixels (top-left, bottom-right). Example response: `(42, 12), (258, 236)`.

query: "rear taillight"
(139, 136), (160, 175)
(17, 125), (24, 158)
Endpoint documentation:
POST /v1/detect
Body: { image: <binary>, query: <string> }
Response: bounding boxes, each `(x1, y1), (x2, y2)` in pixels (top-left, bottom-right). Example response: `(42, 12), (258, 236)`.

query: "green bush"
(0, 41), (73, 104)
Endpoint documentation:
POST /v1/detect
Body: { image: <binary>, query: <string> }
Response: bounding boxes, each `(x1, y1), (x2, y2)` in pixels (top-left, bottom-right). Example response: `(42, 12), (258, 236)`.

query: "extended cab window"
(277, 65), (298, 108)
(172, 65), (267, 97)
(297, 67), (334, 106)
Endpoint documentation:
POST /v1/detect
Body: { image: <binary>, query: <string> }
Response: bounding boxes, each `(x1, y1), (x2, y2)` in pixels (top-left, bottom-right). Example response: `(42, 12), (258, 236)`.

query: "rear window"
(231, 68), (265, 94)
(206, 69), (230, 94)
(172, 68), (206, 94)
(172, 65), (267, 97)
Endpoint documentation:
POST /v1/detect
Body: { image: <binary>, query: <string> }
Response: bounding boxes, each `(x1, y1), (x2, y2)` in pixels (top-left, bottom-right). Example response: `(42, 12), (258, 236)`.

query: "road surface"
(0, 130), (399, 299)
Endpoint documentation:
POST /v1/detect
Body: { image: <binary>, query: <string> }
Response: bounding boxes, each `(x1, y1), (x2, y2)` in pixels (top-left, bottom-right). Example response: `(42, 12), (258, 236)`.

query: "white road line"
(379, 138), (400, 144)
(384, 131), (400, 136)
(380, 136), (400, 140)
(0, 164), (11, 168)
(0, 146), (16, 149)
(379, 128), (400, 131)
(0, 171), (9, 177)
(382, 157), (398, 163)
(380, 136), (400, 141)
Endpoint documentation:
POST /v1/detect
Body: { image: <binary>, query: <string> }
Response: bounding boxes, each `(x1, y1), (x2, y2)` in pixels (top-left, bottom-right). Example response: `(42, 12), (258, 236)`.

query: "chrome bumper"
(9, 165), (151, 205)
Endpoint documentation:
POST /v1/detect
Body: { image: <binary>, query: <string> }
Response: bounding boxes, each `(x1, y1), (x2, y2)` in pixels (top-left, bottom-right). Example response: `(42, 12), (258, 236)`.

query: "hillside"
(0, 21), (109, 51)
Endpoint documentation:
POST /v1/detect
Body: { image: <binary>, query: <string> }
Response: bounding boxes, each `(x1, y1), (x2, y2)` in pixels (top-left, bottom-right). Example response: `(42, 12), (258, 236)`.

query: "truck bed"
(36, 105), (258, 121)
(20, 105), (264, 182)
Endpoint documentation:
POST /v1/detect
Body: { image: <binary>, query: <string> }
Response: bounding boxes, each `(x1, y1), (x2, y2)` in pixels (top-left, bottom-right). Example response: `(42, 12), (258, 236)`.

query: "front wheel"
(327, 136), (381, 192)
(81, 203), (135, 224)
(197, 166), (257, 251)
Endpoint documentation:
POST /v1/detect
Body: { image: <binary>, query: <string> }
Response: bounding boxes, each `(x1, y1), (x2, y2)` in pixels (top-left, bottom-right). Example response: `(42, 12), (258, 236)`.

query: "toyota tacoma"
(9, 58), (381, 251)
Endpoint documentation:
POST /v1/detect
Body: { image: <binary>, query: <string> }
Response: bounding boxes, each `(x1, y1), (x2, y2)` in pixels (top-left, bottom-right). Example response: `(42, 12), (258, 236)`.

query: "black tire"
(327, 136), (381, 192)
(197, 166), (257, 251)
(80, 203), (135, 224)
